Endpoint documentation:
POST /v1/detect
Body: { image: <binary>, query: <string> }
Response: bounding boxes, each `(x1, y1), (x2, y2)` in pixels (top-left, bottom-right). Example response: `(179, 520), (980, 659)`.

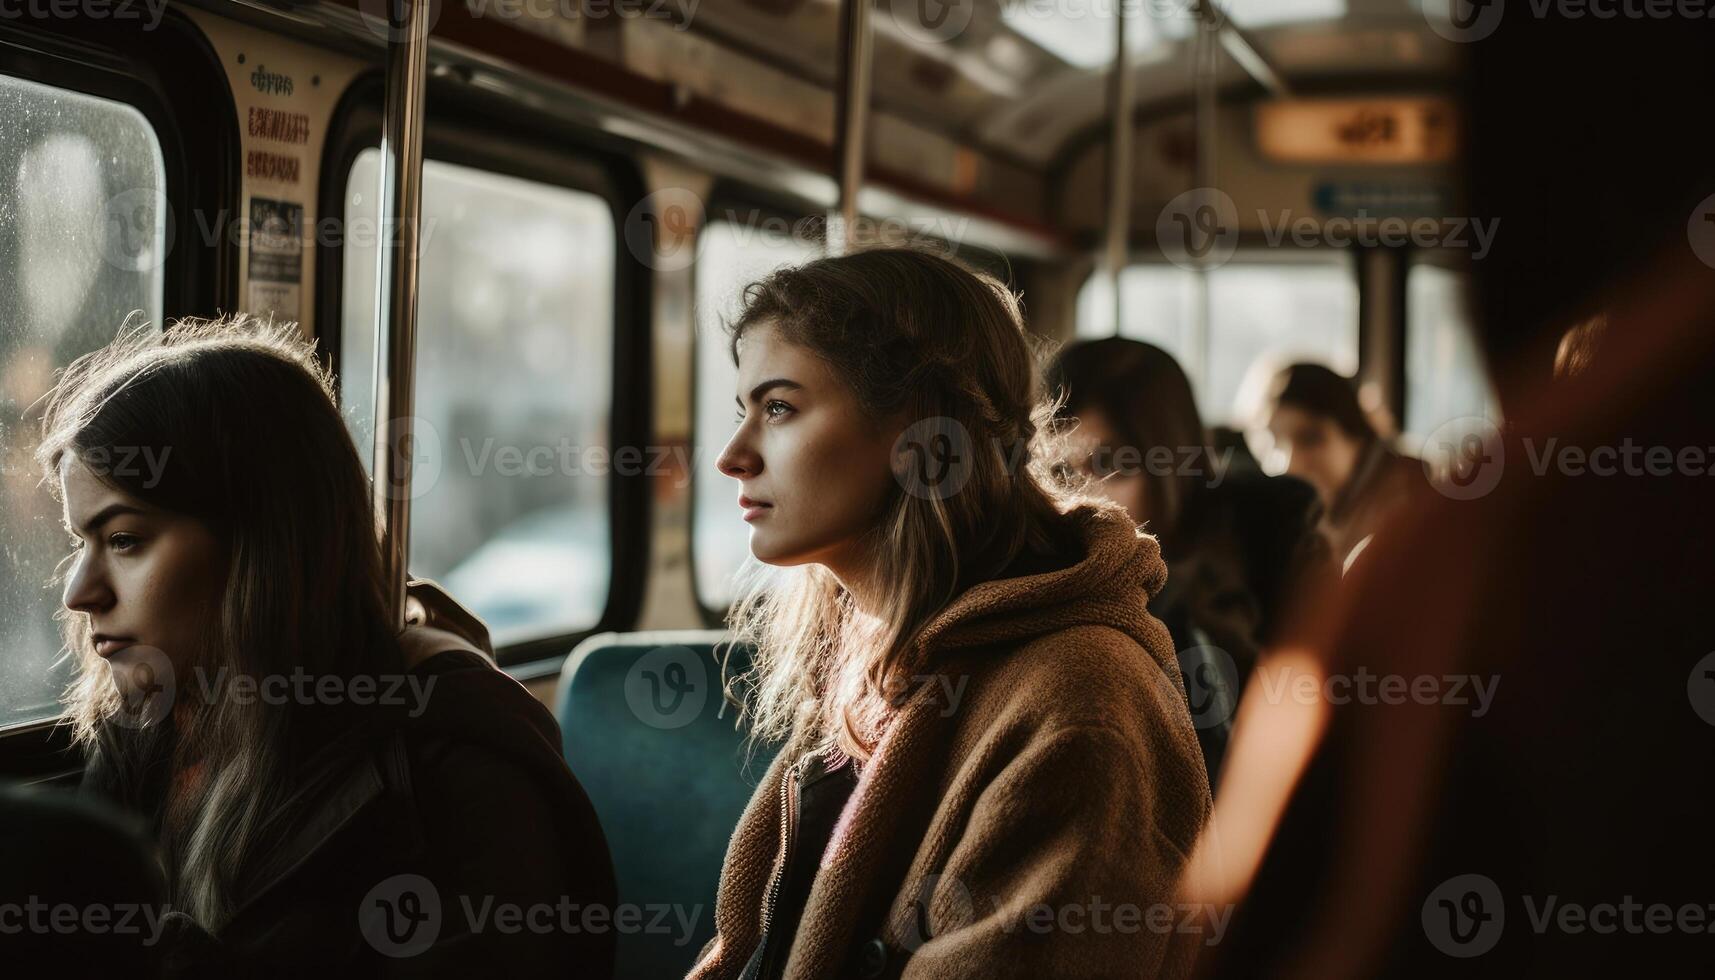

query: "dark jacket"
(1326, 440), (1423, 569)
(85, 635), (617, 979)
(1154, 470), (1334, 785)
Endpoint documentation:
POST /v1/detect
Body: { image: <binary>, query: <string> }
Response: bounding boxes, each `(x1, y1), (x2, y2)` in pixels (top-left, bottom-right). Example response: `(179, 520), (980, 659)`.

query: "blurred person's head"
(1463, 16), (1715, 401)
(38, 316), (396, 927)
(1047, 337), (1207, 551)
(1262, 363), (1377, 508)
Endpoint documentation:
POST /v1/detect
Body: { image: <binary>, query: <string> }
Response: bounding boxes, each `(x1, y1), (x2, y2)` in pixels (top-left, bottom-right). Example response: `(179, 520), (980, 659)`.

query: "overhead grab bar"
(371, 0), (432, 629)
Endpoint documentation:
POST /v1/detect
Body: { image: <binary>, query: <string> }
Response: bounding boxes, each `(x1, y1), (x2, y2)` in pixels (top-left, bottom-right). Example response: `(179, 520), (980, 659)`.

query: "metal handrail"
(1103, 0), (1136, 334)
(831, 0), (873, 255)
(371, 0), (432, 629)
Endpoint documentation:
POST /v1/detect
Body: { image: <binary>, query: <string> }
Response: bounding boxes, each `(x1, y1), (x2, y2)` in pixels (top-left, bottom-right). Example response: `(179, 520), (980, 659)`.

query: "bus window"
(1206, 257), (1358, 425)
(341, 151), (616, 650)
(692, 219), (819, 613)
(1074, 264), (1199, 368)
(1075, 256), (1357, 427)
(1404, 259), (1501, 467)
(0, 74), (165, 730)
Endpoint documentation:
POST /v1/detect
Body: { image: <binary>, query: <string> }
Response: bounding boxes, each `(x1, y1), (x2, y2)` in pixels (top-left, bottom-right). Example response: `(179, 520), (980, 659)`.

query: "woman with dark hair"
(1048, 337), (1332, 785)
(38, 317), (616, 977)
(1263, 362), (1420, 568)
(691, 249), (1210, 979)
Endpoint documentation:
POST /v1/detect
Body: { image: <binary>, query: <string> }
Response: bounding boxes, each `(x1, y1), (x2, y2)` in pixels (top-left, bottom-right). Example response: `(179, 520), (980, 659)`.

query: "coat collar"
(226, 730), (406, 923)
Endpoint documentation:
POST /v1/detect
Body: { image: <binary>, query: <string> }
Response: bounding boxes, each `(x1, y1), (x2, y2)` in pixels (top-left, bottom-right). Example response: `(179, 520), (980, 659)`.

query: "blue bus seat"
(555, 630), (778, 979)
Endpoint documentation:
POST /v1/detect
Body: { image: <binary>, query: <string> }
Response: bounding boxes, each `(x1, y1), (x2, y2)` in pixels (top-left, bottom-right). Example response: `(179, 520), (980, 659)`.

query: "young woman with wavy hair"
(693, 249), (1212, 980)
(39, 317), (615, 977)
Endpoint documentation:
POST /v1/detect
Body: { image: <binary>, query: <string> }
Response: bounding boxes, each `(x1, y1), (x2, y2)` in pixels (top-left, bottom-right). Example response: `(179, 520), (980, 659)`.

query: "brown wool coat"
(689, 505), (1213, 980)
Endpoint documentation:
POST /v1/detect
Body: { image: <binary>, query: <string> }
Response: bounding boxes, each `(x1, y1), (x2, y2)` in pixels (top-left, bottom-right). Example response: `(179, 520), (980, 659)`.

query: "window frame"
(0, 12), (239, 320)
(0, 10), (239, 774)
(317, 75), (651, 673)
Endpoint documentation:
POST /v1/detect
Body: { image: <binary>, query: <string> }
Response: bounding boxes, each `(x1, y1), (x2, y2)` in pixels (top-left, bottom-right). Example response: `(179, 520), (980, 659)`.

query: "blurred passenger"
(1048, 337), (1333, 785)
(38, 318), (616, 977)
(694, 248), (1210, 979)
(1262, 363), (1421, 568)
(1185, 14), (1715, 977)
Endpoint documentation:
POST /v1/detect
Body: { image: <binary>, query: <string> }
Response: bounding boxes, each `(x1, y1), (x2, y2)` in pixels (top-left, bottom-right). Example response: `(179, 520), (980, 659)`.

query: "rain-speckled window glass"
(1074, 265), (1199, 369)
(1404, 259), (1500, 460)
(1205, 258), (1359, 424)
(342, 151), (615, 647)
(692, 221), (819, 611)
(0, 75), (166, 729)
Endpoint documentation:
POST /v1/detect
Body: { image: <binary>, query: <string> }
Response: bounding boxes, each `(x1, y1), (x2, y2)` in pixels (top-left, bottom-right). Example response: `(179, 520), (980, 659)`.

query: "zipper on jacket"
(752, 753), (807, 980)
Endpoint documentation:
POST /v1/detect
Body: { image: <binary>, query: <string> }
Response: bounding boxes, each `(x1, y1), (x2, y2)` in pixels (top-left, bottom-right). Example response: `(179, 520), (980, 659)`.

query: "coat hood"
(913, 503), (1175, 672)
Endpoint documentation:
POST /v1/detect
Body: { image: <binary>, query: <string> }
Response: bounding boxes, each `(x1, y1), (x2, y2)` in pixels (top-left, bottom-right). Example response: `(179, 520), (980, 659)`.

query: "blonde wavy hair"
(722, 248), (1084, 761)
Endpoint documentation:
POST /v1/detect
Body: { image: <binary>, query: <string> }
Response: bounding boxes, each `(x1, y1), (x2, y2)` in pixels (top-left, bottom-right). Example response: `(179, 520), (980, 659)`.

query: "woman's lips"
(93, 637), (135, 659)
(739, 495), (773, 522)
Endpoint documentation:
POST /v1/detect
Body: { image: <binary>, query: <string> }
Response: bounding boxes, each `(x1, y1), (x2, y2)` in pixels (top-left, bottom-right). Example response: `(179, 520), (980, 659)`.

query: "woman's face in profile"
(59, 456), (223, 696)
(1266, 404), (1362, 507)
(1065, 408), (1149, 528)
(715, 323), (900, 581)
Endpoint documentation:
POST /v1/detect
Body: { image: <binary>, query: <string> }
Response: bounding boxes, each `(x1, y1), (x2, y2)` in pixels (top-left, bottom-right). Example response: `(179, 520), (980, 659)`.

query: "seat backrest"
(0, 783), (166, 974)
(556, 630), (778, 979)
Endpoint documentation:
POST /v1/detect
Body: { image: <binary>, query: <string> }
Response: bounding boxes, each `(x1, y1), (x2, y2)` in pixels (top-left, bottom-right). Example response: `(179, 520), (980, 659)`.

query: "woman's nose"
(62, 551), (114, 615)
(716, 430), (760, 480)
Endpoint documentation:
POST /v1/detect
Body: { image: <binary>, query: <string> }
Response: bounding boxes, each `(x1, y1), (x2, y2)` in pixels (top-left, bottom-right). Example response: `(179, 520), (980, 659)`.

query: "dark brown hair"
(1267, 363), (1377, 444)
(1047, 337), (1208, 552)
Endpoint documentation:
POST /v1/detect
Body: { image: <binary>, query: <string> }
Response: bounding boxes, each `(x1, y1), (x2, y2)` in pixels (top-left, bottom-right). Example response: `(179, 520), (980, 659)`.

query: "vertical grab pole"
(831, 0), (873, 255)
(1193, 0), (1220, 391)
(372, 0), (431, 629)
(1103, 0), (1135, 335)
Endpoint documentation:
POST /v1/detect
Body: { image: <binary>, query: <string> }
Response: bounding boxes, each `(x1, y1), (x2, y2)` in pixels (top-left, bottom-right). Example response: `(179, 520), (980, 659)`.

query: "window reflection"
(0, 74), (165, 729)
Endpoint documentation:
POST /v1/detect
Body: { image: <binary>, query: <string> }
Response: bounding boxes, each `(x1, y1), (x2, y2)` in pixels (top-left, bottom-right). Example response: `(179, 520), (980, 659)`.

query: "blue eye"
(736, 399), (793, 422)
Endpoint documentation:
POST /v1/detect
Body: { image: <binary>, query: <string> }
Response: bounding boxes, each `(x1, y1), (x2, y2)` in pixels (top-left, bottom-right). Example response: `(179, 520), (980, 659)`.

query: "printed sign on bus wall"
(248, 197), (304, 321)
